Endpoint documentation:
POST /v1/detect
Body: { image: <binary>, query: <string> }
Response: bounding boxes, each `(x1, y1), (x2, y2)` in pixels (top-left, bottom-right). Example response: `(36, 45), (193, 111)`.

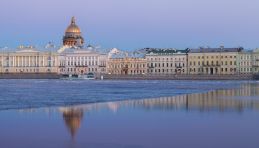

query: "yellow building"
(188, 47), (243, 75)
(107, 48), (147, 75)
(107, 57), (147, 75)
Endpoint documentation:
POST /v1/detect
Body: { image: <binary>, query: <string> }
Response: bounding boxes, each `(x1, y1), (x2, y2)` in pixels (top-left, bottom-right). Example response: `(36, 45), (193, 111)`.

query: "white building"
(0, 46), (58, 74)
(58, 46), (107, 76)
(251, 49), (259, 74)
(144, 48), (188, 75)
(238, 51), (252, 74)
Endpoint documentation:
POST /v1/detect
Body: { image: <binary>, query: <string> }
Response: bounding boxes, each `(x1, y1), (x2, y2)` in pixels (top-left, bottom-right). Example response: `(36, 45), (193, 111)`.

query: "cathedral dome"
(65, 17), (81, 33)
(63, 17), (84, 47)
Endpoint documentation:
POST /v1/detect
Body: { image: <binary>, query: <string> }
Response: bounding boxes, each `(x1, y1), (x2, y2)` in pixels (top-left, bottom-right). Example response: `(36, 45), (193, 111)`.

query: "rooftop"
(143, 48), (189, 55)
(188, 46), (244, 53)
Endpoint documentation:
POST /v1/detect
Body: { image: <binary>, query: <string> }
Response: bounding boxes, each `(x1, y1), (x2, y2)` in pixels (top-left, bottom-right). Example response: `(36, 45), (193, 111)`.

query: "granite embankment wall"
(0, 73), (258, 80)
(0, 73), (60, 79)
(100, 74), (256, 80)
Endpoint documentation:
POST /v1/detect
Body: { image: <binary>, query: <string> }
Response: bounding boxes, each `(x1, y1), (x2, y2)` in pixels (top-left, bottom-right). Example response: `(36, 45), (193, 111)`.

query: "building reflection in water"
(57, 83), (259, 138)
(59, 108), (83, 139)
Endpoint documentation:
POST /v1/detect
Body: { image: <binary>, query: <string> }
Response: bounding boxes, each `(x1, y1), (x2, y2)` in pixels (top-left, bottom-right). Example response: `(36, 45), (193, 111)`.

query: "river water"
(0, 80), (259, 148)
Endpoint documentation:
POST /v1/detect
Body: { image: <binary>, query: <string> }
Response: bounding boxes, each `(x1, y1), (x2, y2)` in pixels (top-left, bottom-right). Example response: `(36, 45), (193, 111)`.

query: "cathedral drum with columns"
(63, 17), (84, 47)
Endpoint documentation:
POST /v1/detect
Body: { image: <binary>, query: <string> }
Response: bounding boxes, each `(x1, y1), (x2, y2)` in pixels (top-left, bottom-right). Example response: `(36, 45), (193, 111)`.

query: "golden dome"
(65, 17), (81, 33)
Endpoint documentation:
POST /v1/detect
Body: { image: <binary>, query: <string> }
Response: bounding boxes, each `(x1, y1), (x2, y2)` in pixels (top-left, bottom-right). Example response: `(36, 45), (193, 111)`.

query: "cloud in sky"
(0, 0), (259, 49)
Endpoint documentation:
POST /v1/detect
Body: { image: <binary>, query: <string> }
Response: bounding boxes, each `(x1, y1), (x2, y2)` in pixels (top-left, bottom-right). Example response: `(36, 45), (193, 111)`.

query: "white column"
(17, 56), (19, 67)
(29, 56), (31, 67)
(1, 55), (3, 68)
(12, 56), (15, 67)
(35, 56), (37, 67)
(43, 56), (45, 67)
(22, 56), (24, 67)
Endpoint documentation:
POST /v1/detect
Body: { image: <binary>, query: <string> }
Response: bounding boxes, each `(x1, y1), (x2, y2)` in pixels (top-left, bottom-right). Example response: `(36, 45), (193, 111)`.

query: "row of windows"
(240, 68), (252, 72)
(147, 57), (185, 61)
(66, 56), (98, 60)
(189, 56), (237, 59)
(190, 68), (237, 73)
(2, 61), (53, 67)
(109, 64), (146, 69)
(240, 62), (251, 66)
(129, 70), (145, 74)
(148, 69), (185, 73)
(149, 63), (185, 68)
(67, 61), (98, 66)
(109, 70), (145, 74)
(65, 68), (98, 72)
(189, 61), (237, 66)
(240, 56), (252, 60)
(4, 69), (51, 73)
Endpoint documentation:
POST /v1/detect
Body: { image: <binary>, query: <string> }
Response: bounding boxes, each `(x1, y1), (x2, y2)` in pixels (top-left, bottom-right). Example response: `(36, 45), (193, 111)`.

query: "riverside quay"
(1, 17), (259, 78)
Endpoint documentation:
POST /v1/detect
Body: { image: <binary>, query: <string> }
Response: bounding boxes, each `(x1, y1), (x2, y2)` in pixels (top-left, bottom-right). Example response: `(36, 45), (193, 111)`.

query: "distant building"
(107, 48), (147, 75)
(144, 48), (188, 75)
(187, 46), (243, 75)
(0, 46), (58, 74)
(238, 51), (252, 74)
(251, 49), (259, 74)
(58, 47), (107, 76)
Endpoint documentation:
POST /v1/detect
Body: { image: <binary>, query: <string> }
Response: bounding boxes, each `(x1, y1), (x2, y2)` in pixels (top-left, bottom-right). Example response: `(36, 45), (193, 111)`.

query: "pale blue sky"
(0, 0), (259, 50)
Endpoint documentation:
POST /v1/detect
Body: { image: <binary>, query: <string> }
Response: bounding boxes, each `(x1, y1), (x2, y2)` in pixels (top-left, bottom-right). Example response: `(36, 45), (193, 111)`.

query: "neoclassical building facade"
(188, 47), (243, 75)
(0, 46), (58, 74)
(58, 48), (107, 76)
(107, 48), (147, 75)
(144, 48), (188, 75)
(107, 58), (147, 75)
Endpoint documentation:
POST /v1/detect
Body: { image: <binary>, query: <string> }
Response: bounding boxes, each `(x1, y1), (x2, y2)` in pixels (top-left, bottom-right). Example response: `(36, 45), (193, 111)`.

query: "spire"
(71, 16), (76, 25)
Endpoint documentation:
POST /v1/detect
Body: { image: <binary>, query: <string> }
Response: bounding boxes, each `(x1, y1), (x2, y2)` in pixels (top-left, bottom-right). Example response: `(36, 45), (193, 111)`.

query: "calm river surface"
(0, 80), (259, 148)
